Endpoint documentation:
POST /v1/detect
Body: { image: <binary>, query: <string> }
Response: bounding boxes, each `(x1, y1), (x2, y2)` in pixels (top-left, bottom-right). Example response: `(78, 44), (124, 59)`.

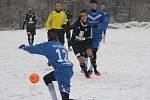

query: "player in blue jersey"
(86, 0), (105, 75)
(19, 29), (74, 100)
(101, 4), (110, 43)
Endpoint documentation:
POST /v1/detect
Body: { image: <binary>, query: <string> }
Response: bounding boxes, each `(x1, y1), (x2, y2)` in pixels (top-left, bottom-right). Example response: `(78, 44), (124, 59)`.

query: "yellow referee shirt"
(46, 10), (67, 30)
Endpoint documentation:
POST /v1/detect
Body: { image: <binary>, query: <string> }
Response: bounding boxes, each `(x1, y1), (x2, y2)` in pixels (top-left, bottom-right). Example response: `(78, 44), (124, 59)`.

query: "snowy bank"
(109, 21), (150, 29)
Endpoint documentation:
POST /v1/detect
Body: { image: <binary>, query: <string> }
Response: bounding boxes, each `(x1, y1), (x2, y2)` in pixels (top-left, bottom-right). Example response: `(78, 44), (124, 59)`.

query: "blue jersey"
(23, 41), (72, 68)
(101, 9), (110, 30)
(22, 41), (73, 93)
(88, 9), (105, 32)
(88, 9), (105, 48)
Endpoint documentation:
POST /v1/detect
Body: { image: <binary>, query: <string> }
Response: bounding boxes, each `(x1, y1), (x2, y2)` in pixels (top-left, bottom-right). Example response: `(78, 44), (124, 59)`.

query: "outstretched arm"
(19, 43), (46, 56)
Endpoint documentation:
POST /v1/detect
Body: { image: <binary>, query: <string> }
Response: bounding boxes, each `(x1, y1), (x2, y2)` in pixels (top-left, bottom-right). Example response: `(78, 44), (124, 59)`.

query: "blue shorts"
(92, 28), (103, 48)
(54, 63), (73, 93)
(92, 33), (102, 48)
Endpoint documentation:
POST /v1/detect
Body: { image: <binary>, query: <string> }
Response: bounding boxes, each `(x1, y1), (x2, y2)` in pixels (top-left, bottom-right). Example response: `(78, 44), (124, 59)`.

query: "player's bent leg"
(78, 56), (91, 79)
(78, 56), (85, 71)
(43, 71), (56, 85)
(43, 71), (58, 100)
(82, 56), (88, 74)
(83, 49), (90, 71)
(85, 48), (94, 75)
(83, 55), (88, 69)
(90, 48), (101, 76)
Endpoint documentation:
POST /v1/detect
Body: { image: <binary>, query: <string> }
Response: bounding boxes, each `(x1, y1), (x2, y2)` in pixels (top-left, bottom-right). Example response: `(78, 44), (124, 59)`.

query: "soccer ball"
(29, 73), (40, 84)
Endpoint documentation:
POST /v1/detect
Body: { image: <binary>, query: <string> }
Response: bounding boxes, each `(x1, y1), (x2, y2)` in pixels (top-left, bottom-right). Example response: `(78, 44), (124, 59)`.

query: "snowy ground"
(0, 26), (150, 100)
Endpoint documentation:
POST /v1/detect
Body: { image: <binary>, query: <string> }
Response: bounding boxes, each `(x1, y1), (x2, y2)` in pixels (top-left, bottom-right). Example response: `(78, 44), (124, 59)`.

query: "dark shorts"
(72, 40), (92, 57)
(50, 29), (65, 45)
(27, 26), (36, 35)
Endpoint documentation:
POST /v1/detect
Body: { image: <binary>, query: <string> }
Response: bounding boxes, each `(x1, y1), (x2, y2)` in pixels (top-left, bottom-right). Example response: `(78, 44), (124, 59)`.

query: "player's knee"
(78, 56), (84, 64)
(43, 71), (55, 85)
(86, 48), (93, 57)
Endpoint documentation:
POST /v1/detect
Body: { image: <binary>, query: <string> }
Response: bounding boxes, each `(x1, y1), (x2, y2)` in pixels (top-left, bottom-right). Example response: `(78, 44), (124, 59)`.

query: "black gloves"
(19, 44), (26, 49)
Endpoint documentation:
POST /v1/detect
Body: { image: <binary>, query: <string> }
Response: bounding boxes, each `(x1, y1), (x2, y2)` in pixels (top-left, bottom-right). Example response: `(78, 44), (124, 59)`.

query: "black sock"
(90, 56), (97, 71)
(80, 63), (87, 72)
(60, 92), (69, 100)
(31, 35), (34, 45)
(28, 34), (31, 45)
(91, 48), (98, 71)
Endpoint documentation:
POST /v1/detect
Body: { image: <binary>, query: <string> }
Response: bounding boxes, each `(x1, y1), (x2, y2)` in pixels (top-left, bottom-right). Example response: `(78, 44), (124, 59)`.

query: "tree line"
(0, 0), (150, 30)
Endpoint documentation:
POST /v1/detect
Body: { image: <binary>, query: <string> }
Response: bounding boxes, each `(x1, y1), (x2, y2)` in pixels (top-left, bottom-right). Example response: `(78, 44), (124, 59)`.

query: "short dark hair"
(47, 29), (58, 41)
(89, 0), (97, 4)
(80, 9), (87, 14)
(55, 1), (61, 5)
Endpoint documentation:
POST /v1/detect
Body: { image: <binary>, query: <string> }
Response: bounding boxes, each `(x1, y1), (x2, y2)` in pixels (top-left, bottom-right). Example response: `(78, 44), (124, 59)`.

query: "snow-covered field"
(0, 26), (150, 100)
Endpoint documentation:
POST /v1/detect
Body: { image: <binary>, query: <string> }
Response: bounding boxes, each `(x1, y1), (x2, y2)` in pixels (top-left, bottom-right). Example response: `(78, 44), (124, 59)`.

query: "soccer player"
(22, 5), (37, 45)
(87, 0), (105, 75)
(70, 9), (99, 78)
(101, 4), (110, 43)
(62, 2), (72, 50)
(19, 29), (74, 100)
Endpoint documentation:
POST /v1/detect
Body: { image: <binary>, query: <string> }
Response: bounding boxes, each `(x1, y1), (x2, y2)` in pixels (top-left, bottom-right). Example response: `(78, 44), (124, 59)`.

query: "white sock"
(47, 83), (58, 100)
(89, 64), (93, 71)
(84, 57), (93, 71)
(83, 57), (88, 68)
